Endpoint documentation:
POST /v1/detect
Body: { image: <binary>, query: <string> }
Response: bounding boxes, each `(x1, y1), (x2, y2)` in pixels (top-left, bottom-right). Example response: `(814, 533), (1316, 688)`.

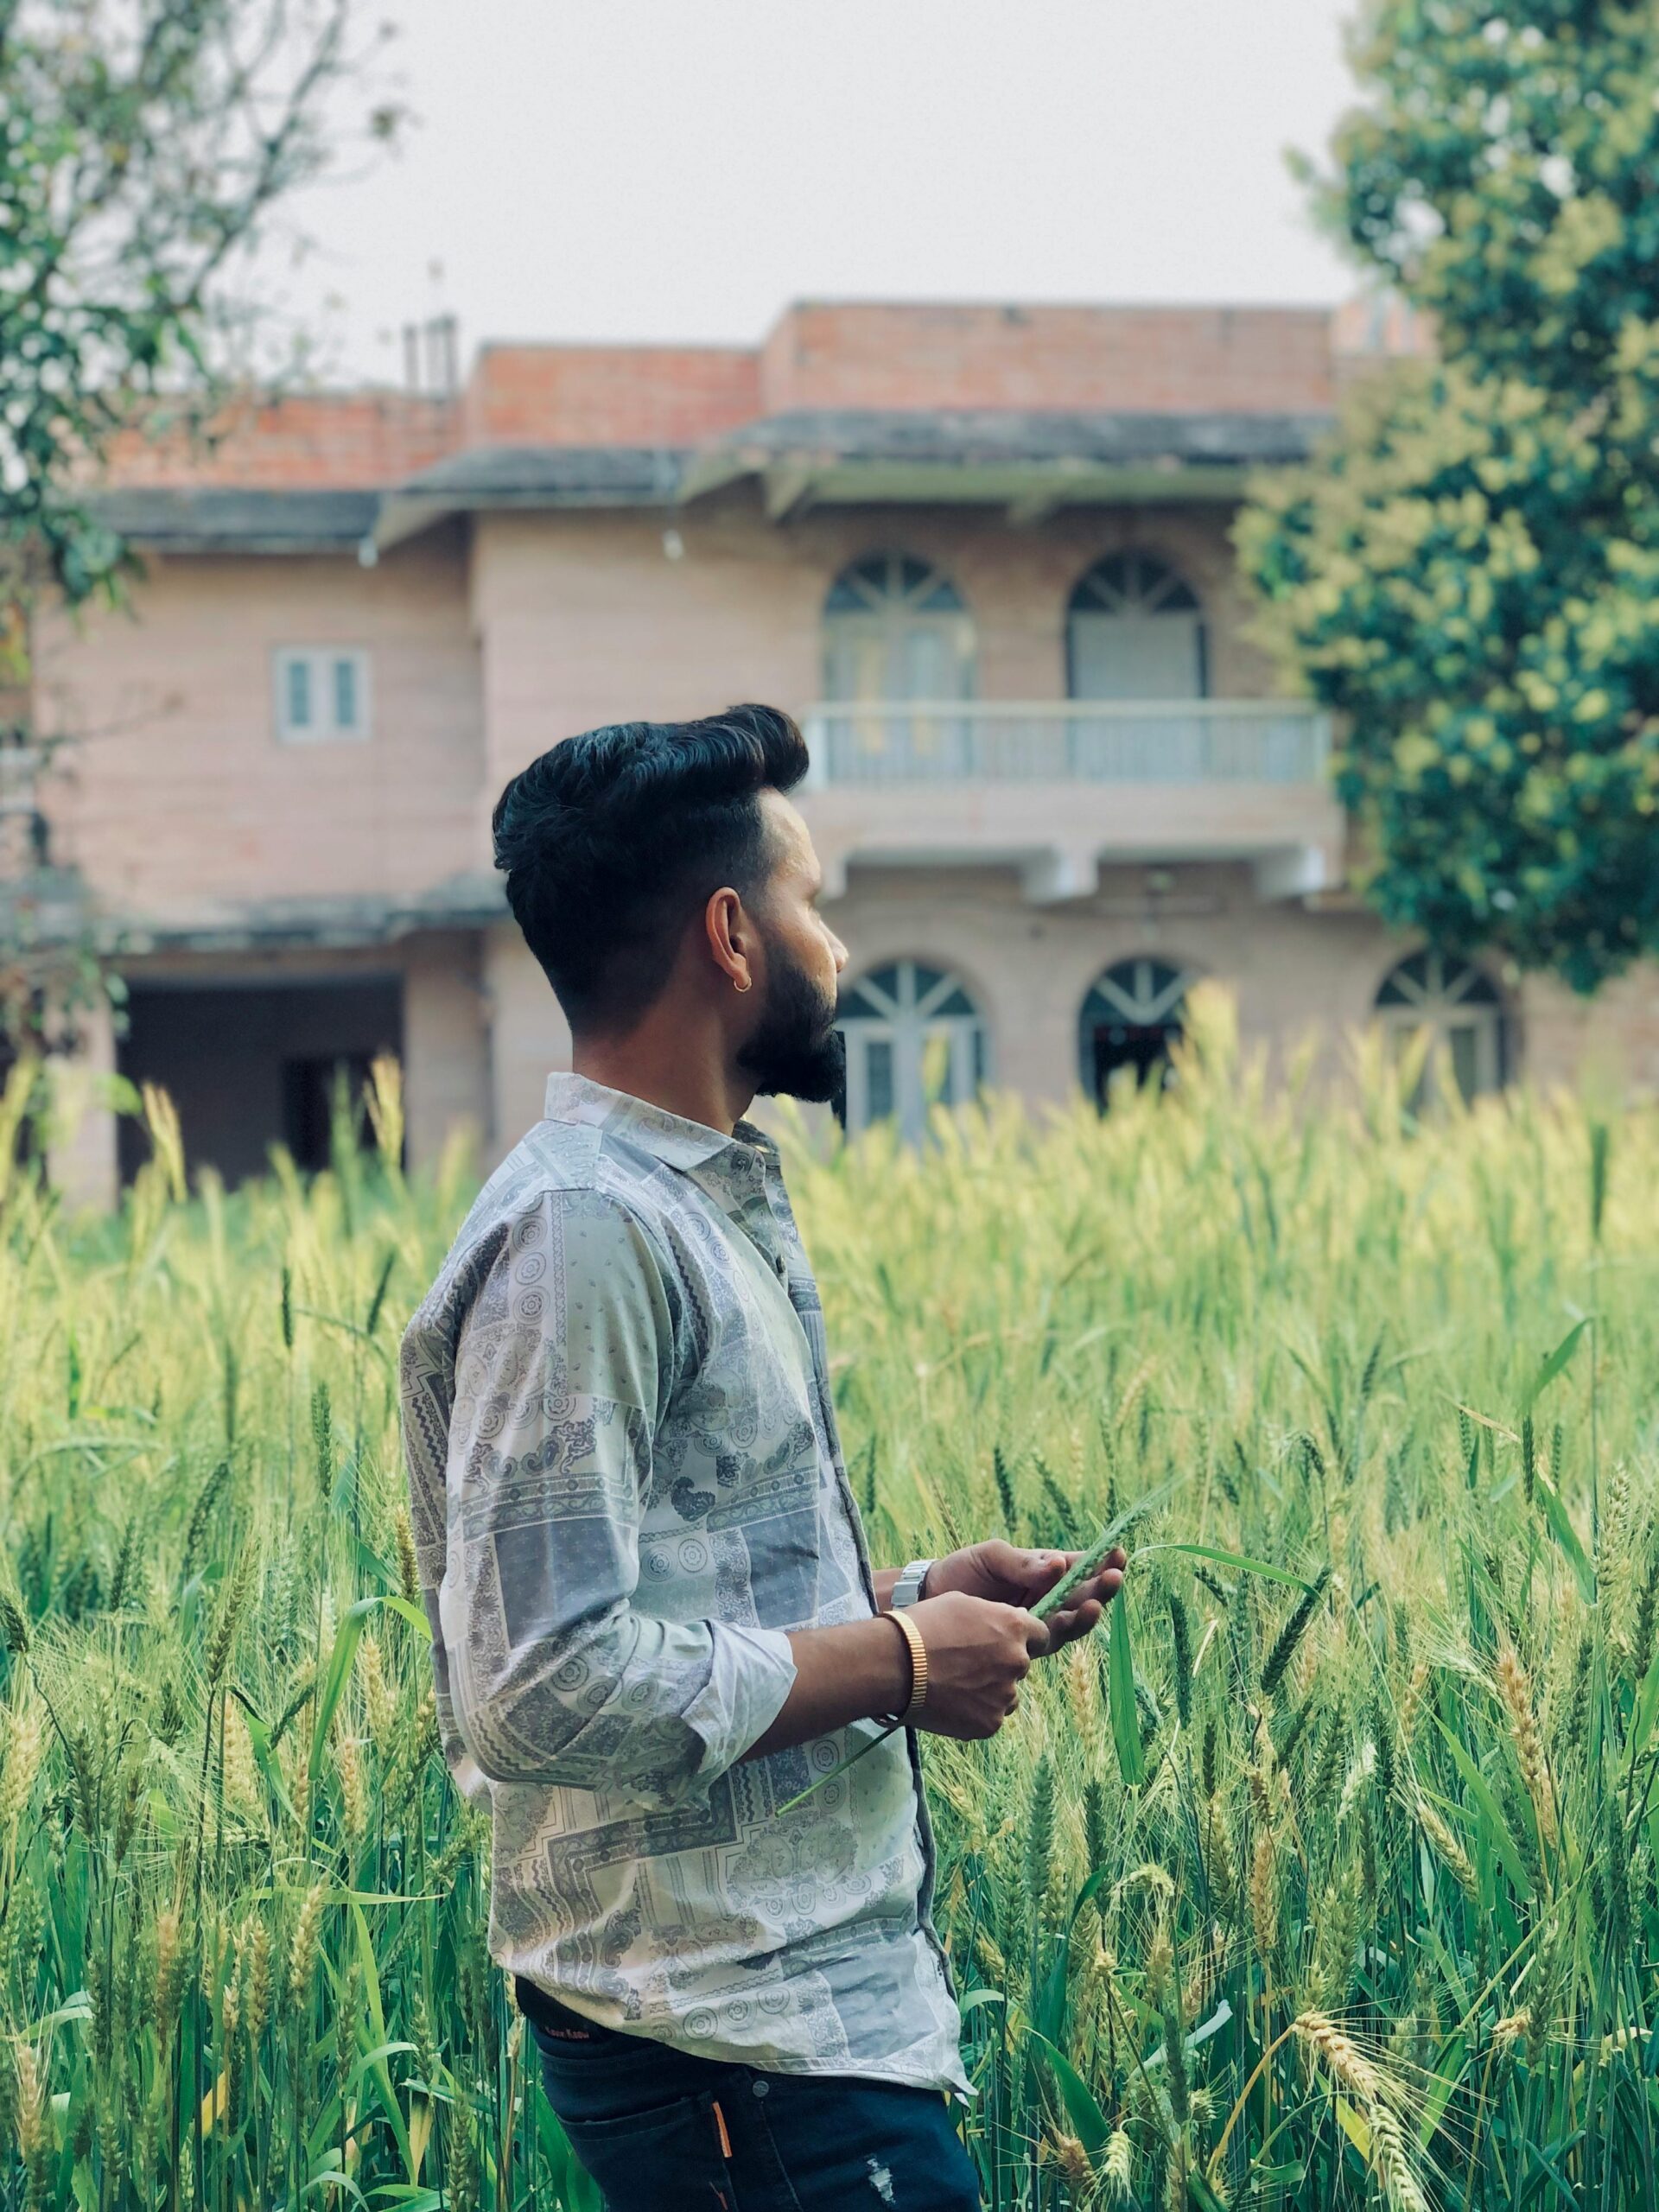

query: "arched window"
(836, 961), (988, 1142)
(821, 553), (976, 779)
(1067, 552), (1207, 702)
(1374, 950), (1506, 1104)
(1077, 957), (1192, 1104)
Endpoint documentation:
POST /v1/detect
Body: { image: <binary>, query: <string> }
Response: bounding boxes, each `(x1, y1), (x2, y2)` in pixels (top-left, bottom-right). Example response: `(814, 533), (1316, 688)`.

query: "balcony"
(802, 697), (1329, 785)
(795, 699), (1344, 904)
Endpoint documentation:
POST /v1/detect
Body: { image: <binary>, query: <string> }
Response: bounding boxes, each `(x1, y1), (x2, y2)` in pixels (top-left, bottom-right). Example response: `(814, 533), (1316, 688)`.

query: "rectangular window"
(333, 656), (359, 730)
(285, 657), (312, 732)
(274, 649), (371, 743)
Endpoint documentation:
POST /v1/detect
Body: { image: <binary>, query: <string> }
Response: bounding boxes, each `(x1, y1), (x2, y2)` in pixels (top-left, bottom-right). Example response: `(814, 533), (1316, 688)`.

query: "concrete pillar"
(403, 932), (493, 1173)
(481, 922), (572, 1166)
(45, 990), (119, 1212)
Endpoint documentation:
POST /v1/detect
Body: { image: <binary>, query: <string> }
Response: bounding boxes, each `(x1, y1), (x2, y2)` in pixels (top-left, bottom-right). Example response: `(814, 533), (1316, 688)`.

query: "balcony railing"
(800, 699), (1331, 787)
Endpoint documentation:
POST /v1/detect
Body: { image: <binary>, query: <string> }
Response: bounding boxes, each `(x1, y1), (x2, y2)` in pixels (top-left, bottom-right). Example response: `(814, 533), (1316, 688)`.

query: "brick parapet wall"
(101, 392), (460, 490)
(94, 299), (1389, 493)
(461, 344), (760, 447)
(759, 302), (1339, 416)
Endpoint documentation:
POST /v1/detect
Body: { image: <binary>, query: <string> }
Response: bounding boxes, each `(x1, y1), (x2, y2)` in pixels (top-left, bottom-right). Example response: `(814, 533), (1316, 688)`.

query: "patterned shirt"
(399, 1071), (968, 2093)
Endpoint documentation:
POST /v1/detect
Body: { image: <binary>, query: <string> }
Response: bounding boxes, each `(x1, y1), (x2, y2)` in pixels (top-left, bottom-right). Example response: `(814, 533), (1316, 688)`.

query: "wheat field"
(2, 987), (1656, 2211)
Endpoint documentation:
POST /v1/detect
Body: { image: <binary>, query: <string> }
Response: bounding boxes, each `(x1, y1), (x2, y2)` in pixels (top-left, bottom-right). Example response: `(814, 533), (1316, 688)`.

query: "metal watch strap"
(891, 1557), (934, 1610)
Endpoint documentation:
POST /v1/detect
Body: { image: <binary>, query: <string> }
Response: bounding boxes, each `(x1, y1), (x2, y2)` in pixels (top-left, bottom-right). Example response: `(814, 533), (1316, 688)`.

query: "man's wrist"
(875, 1611), (915, 1718)
(876, 1609), (925, 1724)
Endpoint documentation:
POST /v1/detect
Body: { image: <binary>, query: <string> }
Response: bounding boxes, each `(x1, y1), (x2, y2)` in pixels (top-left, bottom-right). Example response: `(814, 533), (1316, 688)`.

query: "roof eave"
(99, 874), (508, 957)
(747, 456), (1261, 512)
(130, 531), (373, 556)
(86, 487), (380, 556)
(92, 410), (1333, 554)
(373, 476), (687, 551)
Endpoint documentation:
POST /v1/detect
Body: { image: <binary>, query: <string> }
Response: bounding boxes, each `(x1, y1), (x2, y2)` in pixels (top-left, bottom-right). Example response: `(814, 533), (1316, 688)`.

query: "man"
(399, 704), (1126, 2212)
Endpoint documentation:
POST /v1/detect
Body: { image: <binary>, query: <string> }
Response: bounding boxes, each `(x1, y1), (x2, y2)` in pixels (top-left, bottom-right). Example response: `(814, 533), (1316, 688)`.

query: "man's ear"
(704, 885), (753, 992)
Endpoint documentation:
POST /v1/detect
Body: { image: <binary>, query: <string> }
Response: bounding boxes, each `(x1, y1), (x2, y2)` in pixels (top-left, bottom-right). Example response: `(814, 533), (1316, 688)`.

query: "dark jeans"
(516, 1974), (982, 2212)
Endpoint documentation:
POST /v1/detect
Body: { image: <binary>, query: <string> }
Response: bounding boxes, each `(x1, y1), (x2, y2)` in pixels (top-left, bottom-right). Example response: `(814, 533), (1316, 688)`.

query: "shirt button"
(752, 2079), (769, 2098)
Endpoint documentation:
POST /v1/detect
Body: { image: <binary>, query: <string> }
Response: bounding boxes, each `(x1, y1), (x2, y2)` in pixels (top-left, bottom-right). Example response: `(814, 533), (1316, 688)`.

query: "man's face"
(734, 791), (849, 1104)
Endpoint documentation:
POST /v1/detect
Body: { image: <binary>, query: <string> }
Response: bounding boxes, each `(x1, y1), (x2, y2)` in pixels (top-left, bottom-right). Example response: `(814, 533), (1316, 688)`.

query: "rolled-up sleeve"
(439, 1187), (797, 1808)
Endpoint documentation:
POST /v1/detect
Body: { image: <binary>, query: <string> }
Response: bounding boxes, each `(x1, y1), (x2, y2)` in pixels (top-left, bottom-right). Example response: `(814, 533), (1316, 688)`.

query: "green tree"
(2, 0), (396, 603)
(0, 0), (397, 1060)
(1236, 0), (1659, 994)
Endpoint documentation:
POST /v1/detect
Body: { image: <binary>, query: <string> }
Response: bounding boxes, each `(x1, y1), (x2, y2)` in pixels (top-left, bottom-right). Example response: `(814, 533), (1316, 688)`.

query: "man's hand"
(744, 1541), (1127, 1765)
(745, 1587), (1052, 1761)
(924, 1539), (1128, 1652)
(904, 1592), (1051, 1739)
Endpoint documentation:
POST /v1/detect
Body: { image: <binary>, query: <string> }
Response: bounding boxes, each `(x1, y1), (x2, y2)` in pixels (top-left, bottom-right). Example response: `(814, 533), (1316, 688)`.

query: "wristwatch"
(891, 1558), (935, 1610)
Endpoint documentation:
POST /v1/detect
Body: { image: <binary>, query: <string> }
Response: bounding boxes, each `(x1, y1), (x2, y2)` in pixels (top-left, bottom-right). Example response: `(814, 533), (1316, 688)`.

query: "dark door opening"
(117, 975), (402, 1187)
(282, 1052), (381, 1172)
(1089, 1020), (1181, 1103)
(1078, 958), (1192, 1109)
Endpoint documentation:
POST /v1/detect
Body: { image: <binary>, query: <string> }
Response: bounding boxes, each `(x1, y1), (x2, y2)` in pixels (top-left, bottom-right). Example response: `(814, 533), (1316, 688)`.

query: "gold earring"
(734, 975), (753, 994)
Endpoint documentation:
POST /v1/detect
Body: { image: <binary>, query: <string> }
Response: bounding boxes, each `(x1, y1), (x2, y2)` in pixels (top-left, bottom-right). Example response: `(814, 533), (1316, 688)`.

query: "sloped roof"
(701, 407), (1328, 467)
(93, 406), (1337, 552)
(91, 486), (378, 552)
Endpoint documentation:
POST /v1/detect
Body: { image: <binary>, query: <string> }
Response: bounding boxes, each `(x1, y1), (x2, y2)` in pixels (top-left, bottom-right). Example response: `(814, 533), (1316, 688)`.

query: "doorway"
(1077, 958), (1192, 1104)
(117, 974), (403, 1186)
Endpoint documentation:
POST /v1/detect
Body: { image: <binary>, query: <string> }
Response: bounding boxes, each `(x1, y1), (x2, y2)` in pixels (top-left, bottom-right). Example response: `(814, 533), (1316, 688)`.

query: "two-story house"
(29, 299), (1659, 1204)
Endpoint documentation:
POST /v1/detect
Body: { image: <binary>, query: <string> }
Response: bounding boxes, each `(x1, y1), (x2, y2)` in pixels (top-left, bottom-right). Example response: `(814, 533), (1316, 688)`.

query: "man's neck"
(572, 1020), (755, 1137)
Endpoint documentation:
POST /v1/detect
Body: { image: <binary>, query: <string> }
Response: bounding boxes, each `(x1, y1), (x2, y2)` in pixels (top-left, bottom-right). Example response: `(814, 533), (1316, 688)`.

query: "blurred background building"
(25, 296), (1656, 1201)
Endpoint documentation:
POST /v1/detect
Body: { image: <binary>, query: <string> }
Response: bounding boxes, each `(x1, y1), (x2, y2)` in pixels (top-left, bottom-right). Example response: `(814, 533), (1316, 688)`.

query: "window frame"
(1077, 956), (1195, 1103)
(271, 646), (373, 746)
(819, 554), (978, 782)
(1372, 950), (1507, 1105)
(821, 553), (976, 700)
(1065, 550), (1209, 703)
(836, 958), (991, 1142)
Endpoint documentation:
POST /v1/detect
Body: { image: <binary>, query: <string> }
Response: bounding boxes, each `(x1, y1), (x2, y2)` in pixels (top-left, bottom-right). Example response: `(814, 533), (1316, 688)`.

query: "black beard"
(736, 950), (847, 1106)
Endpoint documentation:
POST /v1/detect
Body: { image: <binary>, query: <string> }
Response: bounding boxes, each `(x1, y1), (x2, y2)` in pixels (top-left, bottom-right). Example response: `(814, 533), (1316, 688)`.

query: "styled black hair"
(491, 703), (810, 1032)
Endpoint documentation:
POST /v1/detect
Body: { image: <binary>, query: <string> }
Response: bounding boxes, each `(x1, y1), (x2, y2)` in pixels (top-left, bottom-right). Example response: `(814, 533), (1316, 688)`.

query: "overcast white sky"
(270, 0), (1363, 385)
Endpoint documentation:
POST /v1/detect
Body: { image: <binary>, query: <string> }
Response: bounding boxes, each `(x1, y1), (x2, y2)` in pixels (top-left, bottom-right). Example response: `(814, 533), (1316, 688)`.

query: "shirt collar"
(543, 1071), (780, 1184)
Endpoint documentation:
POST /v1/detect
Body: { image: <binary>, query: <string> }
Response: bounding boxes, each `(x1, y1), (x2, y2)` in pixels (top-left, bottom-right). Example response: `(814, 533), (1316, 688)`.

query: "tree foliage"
(0, 0), (392, 1060)
(1, 0), (387, 607)
(1236, 0), (1659, 993)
